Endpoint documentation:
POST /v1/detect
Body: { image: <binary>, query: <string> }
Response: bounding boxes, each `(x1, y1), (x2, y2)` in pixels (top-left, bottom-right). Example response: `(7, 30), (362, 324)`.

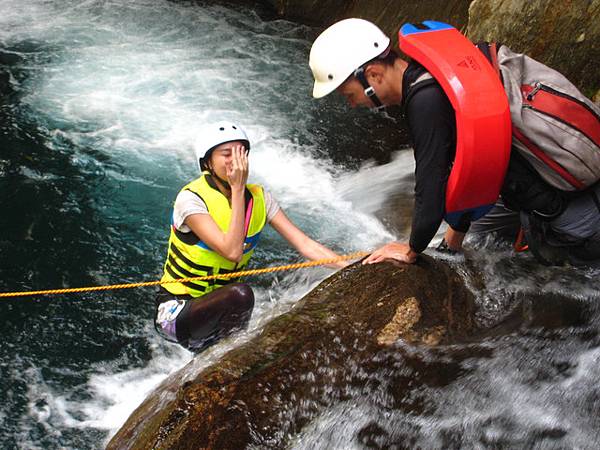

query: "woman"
(155, 121), (347, 352)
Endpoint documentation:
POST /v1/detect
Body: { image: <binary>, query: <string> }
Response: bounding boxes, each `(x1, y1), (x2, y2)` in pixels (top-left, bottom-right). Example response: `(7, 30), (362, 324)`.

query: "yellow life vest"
(161, 173), (267, 297)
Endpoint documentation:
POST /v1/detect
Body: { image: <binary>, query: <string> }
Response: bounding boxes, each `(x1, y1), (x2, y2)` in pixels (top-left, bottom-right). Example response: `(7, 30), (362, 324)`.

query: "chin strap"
(353, 66), (386, 112)
(210, 170), (231, 190)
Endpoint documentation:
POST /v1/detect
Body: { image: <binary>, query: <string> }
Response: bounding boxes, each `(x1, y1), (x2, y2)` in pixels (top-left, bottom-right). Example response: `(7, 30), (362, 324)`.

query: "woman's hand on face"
(226, 144), (249, 190)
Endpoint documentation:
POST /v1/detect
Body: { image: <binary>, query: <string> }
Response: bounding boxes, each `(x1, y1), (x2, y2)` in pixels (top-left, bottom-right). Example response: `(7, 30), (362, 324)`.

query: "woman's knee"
(228, 283), (255, 311)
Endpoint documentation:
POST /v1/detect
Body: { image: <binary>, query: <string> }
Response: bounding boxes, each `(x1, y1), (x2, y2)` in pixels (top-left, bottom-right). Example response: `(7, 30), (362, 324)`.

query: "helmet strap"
(204, 152), (231, 191)
(204, 161), (232, 196)
(353, 67), (386, 112)
(211, 170), (232, 193)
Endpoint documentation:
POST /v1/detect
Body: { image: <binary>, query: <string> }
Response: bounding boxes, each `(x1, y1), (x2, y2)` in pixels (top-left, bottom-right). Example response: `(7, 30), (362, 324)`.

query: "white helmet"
(194, 121), (250, 173)
(309, 18), (390, 99)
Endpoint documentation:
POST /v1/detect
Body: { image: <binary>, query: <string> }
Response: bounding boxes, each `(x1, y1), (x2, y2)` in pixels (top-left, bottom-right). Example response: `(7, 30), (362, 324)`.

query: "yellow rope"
(0, 251), (368, 298)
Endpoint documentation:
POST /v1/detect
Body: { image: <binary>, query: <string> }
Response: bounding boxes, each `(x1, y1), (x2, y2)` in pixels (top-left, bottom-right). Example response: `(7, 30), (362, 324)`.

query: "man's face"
(336, 77), (372, 108)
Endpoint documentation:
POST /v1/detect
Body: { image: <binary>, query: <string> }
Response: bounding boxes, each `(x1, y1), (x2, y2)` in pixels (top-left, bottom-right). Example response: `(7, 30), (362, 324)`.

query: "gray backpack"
(483, 43), (600, 191)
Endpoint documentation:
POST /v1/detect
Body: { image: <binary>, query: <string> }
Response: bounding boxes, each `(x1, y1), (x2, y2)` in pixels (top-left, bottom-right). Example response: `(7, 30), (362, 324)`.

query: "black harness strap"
(591, 187), (600, 214)
(476, 41), (504, 85)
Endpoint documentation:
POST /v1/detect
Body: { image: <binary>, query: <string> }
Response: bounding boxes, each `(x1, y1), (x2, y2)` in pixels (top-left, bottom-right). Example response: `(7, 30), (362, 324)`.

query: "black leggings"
(155, 283), (255, 352)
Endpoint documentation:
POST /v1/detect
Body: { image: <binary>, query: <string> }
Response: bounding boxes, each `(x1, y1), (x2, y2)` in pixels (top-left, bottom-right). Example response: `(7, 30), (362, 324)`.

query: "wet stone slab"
(108, 255), (480, 449)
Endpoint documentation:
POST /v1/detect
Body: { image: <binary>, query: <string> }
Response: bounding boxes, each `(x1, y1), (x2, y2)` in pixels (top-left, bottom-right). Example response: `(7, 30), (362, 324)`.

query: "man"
(309, 18), (600, 266)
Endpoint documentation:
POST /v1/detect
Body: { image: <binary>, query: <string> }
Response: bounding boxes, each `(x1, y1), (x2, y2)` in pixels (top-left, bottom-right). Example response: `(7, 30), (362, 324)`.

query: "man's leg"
(548, 184), (600, 265)
(469, 199), (521, 237)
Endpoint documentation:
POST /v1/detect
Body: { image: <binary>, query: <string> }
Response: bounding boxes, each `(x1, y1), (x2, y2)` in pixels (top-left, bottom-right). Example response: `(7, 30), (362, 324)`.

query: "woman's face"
(207, 140), (247, 180)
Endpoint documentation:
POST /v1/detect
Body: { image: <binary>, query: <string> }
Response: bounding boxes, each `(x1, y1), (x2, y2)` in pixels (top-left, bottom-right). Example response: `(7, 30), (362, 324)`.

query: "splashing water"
(0, 0), (407, 447)
(1, 0), (599, 449)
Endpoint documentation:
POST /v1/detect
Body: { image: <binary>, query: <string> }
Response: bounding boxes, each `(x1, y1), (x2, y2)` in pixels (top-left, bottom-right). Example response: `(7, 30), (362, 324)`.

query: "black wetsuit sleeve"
(405, 83), (457, 253)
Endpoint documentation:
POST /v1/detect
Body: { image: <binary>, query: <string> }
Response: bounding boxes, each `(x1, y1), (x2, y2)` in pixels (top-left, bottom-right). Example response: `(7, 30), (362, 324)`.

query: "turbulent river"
(0, 1), (598, 449)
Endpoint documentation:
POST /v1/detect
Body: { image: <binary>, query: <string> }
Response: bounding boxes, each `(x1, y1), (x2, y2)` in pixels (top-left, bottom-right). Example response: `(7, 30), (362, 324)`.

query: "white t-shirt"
(172, 187), (280, 232)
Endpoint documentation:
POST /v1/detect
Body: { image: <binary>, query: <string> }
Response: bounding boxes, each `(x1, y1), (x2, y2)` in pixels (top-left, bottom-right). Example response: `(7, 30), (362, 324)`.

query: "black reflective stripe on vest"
(167, 254), (208, 279)
(164, 263), (207, 292)
(169, 242), (242, 287)
(166, 256), (236, 288)
(216, 265), (243, 283)
(170, 242), (241, 275)
(174, 228), (200, 245)
(216, 266), (239, 274)
(169, 243), (214, 273)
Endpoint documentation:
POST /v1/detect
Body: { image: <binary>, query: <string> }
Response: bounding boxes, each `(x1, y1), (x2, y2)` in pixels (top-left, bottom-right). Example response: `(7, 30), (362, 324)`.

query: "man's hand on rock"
(442, 228), (465, 252)
(363, 242), (418, 265)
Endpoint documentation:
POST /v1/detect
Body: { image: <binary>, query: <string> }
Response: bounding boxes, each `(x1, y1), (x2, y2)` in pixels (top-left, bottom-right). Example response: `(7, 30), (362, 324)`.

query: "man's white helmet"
(194, 121), (250, 173)
(309, 18), (390, 99)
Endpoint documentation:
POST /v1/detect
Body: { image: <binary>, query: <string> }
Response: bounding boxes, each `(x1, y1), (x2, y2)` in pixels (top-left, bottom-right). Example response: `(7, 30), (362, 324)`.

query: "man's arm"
(364, 76), (461, 265)
(364, 82), (459, 264)
(405, 81), (457, 253)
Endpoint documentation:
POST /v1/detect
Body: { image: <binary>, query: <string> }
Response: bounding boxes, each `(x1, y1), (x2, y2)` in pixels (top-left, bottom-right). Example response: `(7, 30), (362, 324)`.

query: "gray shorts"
(471, 184), (600, 243)
(550, 184), (600, 242)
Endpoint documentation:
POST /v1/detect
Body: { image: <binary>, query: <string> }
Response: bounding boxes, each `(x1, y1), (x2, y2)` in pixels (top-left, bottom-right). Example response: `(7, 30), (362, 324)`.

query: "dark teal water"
(1, 1), (599, 449)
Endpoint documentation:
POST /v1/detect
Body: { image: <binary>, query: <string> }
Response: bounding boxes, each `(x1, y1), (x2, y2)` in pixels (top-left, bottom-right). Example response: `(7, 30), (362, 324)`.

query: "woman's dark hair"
(199, 152), (211, 172)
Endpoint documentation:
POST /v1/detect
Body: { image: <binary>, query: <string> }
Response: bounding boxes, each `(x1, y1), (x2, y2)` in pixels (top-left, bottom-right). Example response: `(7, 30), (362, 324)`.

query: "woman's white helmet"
(194, 121), (250, 173)
(309, 18), (390, 99)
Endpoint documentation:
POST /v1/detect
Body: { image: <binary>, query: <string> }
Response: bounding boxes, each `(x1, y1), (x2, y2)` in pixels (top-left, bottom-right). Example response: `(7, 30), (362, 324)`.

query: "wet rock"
(486, 291), (592, 335)
(0, 71), (9, 95)
(0, 50), (22, 65)
(467, 0), (600, 100)
(265, 0), (472, 39)
(107, 255), (478, 449)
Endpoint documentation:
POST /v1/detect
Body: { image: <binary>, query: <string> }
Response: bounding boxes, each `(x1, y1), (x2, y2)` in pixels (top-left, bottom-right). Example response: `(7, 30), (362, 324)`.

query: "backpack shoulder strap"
(403, 71), (436, 108)
(411, 72), (435, 87)
(476, 41), (502, 80)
